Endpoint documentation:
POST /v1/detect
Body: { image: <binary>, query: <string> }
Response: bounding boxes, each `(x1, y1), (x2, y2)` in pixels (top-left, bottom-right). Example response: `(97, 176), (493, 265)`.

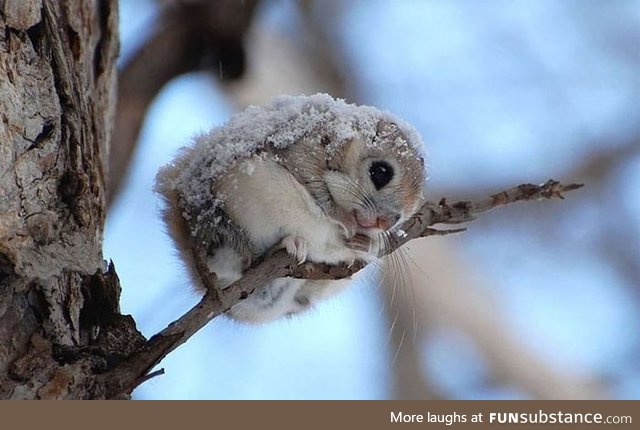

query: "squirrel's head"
(323, 120), (426, 239)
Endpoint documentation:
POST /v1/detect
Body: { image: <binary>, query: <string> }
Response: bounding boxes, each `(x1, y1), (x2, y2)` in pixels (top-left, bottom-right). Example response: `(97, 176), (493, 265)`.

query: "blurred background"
(105, 0), (640, 399)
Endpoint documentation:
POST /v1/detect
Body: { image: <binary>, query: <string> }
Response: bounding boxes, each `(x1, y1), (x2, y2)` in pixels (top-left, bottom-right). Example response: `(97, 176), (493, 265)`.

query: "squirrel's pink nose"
(354, 211), (393, 231)
(376, 217), (392, 230)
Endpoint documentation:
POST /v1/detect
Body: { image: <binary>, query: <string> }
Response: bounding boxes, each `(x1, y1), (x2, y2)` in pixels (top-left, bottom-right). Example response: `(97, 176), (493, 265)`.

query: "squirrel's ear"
(326, 138), (364, 173)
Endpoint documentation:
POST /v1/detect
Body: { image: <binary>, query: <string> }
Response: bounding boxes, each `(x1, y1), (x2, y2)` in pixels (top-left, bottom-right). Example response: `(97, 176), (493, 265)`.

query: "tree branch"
(107, 0), (260, 208)
(102, 179), (583, 398)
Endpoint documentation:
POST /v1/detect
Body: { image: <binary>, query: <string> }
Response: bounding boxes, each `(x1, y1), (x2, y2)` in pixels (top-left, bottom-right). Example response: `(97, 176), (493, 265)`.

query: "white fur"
(226, 278), (352, 324)
(217, 156), (362, 265)
(213, 156), (365, 322)
(206, 246), (243, 288)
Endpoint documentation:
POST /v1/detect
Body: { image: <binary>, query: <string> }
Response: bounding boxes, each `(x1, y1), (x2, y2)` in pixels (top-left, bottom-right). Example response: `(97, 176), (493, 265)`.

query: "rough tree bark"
(0, 0), (261, 400)
(0, 0), (142, 399)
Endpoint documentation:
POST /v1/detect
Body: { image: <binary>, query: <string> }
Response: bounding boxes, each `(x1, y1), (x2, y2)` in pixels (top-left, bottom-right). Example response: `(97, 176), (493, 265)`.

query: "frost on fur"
(154, 93), (425, 239)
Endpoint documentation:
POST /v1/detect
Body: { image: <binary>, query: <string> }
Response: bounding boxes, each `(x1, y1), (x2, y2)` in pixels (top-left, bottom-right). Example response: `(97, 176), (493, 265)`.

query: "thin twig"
(102, 179), (583, 397)
(133, 368), (165, 389)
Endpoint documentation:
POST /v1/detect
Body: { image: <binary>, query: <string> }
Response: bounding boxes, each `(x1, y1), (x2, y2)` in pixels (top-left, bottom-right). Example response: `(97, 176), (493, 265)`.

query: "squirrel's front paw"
(282, 235), (308, 264)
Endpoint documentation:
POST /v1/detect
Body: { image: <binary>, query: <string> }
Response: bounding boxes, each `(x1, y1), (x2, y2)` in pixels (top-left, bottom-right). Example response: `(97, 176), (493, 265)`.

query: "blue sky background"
(107, 0), (640, 399)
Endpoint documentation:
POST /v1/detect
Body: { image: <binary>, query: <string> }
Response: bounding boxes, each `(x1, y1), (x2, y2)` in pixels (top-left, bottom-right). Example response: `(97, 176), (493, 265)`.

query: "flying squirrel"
(155, 94), (426, 323)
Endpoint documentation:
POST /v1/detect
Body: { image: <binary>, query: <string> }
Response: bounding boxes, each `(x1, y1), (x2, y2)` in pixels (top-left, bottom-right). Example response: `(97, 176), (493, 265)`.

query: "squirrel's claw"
(282, 235), (308, 265)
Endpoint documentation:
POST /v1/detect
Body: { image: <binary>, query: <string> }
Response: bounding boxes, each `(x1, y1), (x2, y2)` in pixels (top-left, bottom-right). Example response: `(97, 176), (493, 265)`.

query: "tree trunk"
(0, 0), (142, 399)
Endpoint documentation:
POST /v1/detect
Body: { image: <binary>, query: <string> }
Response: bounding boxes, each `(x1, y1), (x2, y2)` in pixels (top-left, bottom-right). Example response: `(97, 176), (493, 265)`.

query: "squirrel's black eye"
(369, 161), (394, 190)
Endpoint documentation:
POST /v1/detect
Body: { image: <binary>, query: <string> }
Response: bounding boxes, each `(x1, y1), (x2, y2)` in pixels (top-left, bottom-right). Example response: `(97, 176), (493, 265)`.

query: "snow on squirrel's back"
(155, 93), (424, 233)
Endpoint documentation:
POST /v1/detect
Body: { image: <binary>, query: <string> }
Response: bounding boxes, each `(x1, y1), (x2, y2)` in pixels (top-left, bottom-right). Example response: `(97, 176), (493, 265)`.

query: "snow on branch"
(102, 179), (583, 398)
